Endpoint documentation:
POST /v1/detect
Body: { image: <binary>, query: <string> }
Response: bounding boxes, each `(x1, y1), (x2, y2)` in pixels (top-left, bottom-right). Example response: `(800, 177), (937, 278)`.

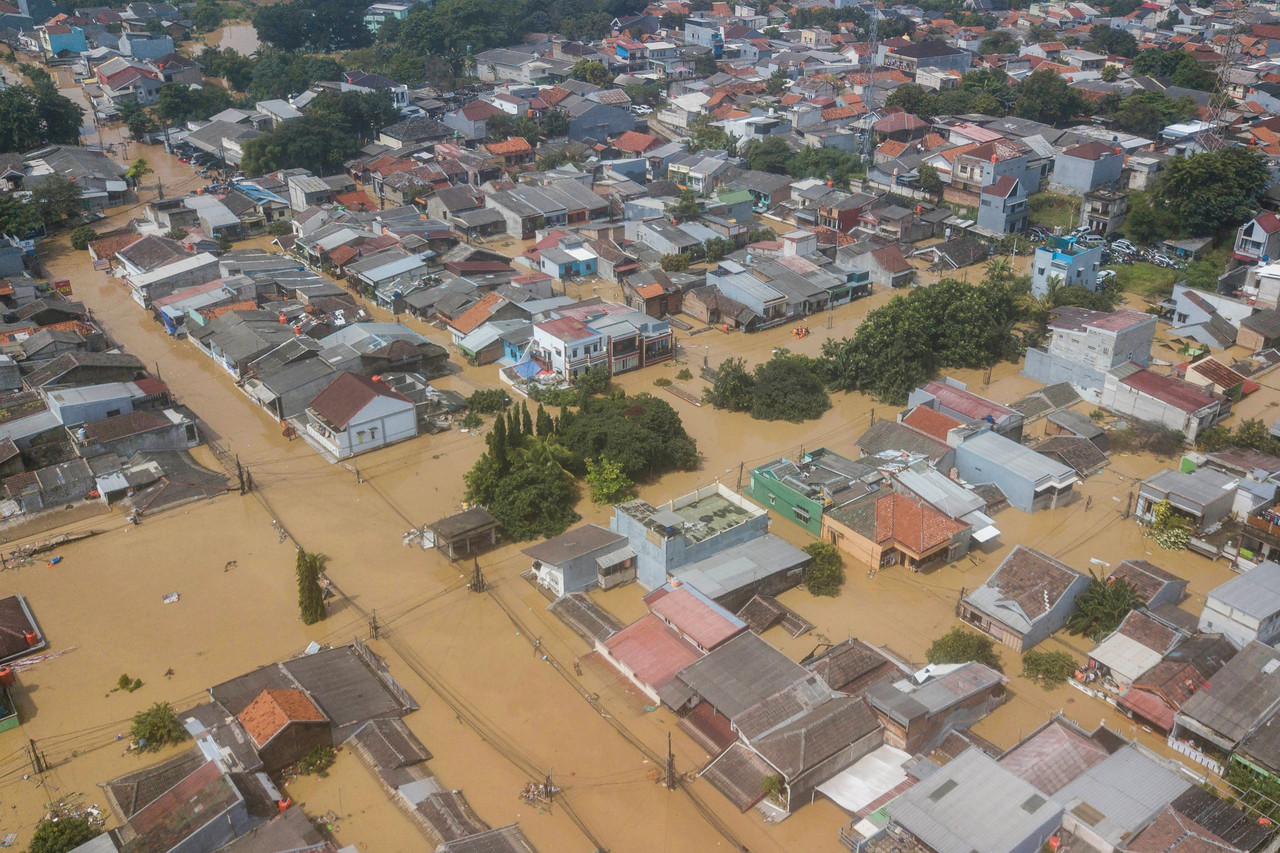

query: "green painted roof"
(716, 189), (753, 205)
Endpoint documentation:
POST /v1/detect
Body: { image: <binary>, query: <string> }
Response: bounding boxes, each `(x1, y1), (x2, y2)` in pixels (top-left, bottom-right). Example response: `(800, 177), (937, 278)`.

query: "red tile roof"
(449, 292), (505, 335)
(873, 492), (969, 553)
(537, 316), (596, 342)
(613, 130), (662, 154)
(308, 372), (411, 430)
(902, 405), (963, 441)
(237, 688), (326, 747)
(485, 136), (534, 156)
(1120, 368), (1219, 413)
(919, 380), (1016, 421)
(644, 585), (742, 650)
(603, 614), (702, 689)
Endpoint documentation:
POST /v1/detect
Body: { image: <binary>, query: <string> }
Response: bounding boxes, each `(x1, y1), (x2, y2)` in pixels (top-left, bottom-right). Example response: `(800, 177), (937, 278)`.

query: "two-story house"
(1024, 306), (1157, 395)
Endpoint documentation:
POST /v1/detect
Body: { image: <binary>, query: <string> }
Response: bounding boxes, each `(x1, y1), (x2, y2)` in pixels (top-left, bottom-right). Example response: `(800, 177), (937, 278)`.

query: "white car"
(1111, 239), (1136, 254)
(1098, 269), (1117, 283)
(632, 105), (653, 115)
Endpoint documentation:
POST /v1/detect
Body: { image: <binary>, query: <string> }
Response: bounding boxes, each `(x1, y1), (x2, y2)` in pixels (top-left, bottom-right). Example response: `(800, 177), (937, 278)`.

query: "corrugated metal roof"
(889, 748), (1062, 853)
(1055, 747), (1191, 847)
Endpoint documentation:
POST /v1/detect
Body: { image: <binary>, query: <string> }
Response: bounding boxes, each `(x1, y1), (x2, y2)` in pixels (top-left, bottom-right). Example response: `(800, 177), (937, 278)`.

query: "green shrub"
(466, 388), (510, 414)
(926, 627), (1002, 671)
(653, 377), (672, 387)
(676, 368), (692, 381)
(130, 702), (186, 752)
(460, 411), (482, 430)
(69, 226), (97, 250)
(1022, 650), (1077, 686)
(803, 542), (844, 596)
(296, 744), (336, 776)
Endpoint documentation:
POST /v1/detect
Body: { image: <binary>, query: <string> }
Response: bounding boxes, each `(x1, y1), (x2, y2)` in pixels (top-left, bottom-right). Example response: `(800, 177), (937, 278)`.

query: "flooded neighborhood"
(2, 2), (1280, 853)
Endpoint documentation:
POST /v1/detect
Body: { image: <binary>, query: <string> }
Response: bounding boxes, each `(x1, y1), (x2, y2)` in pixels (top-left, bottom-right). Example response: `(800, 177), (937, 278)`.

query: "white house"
(528, 316), (606, 379)
(302, 372), (417, 461)
(1199, 560), (1280, 650)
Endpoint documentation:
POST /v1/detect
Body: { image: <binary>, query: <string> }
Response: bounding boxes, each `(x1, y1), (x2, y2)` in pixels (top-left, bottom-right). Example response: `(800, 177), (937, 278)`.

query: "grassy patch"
(1029, 192), (1080, 232)
(1114, 261), (1180, 302)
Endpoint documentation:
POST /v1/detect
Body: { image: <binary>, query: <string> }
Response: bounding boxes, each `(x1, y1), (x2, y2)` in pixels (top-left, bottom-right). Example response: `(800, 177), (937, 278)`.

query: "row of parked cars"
(1023, 224), (1188, 270)
(170, 140), (227, 178)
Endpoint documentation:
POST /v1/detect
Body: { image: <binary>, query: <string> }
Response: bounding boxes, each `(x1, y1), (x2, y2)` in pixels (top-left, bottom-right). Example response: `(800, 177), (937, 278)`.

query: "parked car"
(1153, 253), (1175, 267)
(1111, 239), (1136, 254)
(1098, 269), (1117, 283)
(1069, 226), (1092, 238)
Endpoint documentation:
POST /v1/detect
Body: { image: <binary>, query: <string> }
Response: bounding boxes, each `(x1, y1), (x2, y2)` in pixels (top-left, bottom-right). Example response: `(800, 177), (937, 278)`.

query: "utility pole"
(236, 455), (244, 495)
(735, 461), (744, 492)
(469, 557), (486, 593)
(664, 732), (675, 790)
(369, 609), (380, 640)
(545, 769), (554, 807)
(1123, 491), (1134, 519)
(156, 177), (163, 201)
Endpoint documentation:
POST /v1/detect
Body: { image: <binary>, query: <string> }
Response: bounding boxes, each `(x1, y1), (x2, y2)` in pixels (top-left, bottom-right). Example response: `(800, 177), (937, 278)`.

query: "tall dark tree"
(487, 413), (508, 474)
(521, 402), (534, 437)
(240, 116), (362, 176)
(295, 550), (326, 625)
(535, 404), (554, 437)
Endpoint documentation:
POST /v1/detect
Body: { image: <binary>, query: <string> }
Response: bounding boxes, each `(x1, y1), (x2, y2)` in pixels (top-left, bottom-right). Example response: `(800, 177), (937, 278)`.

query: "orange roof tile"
(822, 105), (858, 121)
(877, 140), (908, 158)
(484, 136), (534, 156)
(872, 492), (969, 553)
(449, 292), (504, 335)
(902, 405), (963, 442)
(237, 688), (325, 747)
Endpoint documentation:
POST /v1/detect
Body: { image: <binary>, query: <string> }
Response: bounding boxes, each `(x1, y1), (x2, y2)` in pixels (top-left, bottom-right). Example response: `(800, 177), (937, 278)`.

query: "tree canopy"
(240, 115), (362, 176)
(0, 82), (83, 152)
(819, 277), (1024, 403)
(1153, 147), (1271, 237)
(926, 627), (1002, 671)
(253, 0), (371, 51)
(1065, 571), (1142, 640)
(569, 59), (612, 86)
(26, 817), (100, 853)
(1015, 68), (1085, 125)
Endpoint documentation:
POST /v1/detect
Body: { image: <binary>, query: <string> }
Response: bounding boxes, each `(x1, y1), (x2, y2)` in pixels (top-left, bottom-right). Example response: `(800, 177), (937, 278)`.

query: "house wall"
(593, 637), (662, 703)
(568, 104), (635, 142)
(612, 498), (771, 591)
(711, 562), (805, 614)
(1053, 152), (1122, 192)
(899, 683), (1007, 754)
(958, 600), (1028, 652)
(1199, 597), (1280, 649)
(1022, 348), (1110, 396)
(1031, 243), (1103, 297)
(1100, 375), (1221, 442)
(746, 471), (824, 535)
(257, 721), (332, 773)
(820, 514), (883, 568)
(537, 540), (629, 595)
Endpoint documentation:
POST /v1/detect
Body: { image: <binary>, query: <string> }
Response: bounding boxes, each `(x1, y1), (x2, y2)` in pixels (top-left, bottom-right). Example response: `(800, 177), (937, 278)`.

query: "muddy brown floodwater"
(0, 140), (1257, 853)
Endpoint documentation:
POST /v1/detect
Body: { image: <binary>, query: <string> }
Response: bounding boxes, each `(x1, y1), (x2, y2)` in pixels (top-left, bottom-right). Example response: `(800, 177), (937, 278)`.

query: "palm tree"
(516, 434), (572, 477)
(984, 256), (1012, 284)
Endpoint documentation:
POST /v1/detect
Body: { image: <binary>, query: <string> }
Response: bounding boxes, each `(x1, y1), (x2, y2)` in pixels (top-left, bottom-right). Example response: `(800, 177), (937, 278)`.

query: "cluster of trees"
(802, 542), (845, 597)
(819, 277), (1024, 404)
(486, 109), (568, 146)
(27, 817), (100, 853)
(131, 701), (186, 752)
(241, 89), (397, 175)
(296, 549), (327, 625)
(397, 0), (645, 65)
(1131, 48), (1217, 91)
(0, 175), (89, 236)
(705, 353), (832, 423)
(883, 68), (1084, 125)
(1095, 90), (1199, 139)
(739, 137), (865, 186)
(1085, 23), (1139, 58)
(0, 76), (83, 152)
(1022, 650), (1077, 686)
(1123, 149), (1271, 243)
(464, 392), (697, 539)
(253, 0), (371, 51)
(1198, 418), (1280, 456)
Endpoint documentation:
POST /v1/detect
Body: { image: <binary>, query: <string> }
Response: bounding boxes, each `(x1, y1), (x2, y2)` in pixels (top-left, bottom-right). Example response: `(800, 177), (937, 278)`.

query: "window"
(768, 495), (776, 506)
(793, 506), (810, 522)
(370, 427), (378, 440)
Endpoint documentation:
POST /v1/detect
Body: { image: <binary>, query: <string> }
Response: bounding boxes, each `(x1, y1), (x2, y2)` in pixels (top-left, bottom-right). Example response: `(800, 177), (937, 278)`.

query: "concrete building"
(1137, 466), (1238, 533)
(1100, 366), (1226, 443)
(611, 484), (771, 592)
(524, 523), (630, 595)
(1080, 188), (1129, 235)
(746, 448), (882, 536)
(955, 430), (1078, 514)
(1197, 561), (1280, 650)
(1031, 237), (1104, 299)
(1234, 212), (1280, 266)
(977, 175), (1028, 234)
(301, 372), (417, 461)
(1023, 307), (1156, 396)
(1052, 141), (1124, 194)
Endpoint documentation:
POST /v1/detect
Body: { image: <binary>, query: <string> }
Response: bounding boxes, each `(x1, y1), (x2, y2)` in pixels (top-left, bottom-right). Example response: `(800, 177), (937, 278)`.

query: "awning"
(596, 545), (636, 570)
(971, 525), (1001, 543)
(815, 745), (911, 814)
(1118, 687), (1175, 731)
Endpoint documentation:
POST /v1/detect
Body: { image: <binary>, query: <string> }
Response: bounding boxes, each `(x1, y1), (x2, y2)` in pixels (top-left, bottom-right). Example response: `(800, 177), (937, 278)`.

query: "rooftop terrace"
(618, 483), (764, 545)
